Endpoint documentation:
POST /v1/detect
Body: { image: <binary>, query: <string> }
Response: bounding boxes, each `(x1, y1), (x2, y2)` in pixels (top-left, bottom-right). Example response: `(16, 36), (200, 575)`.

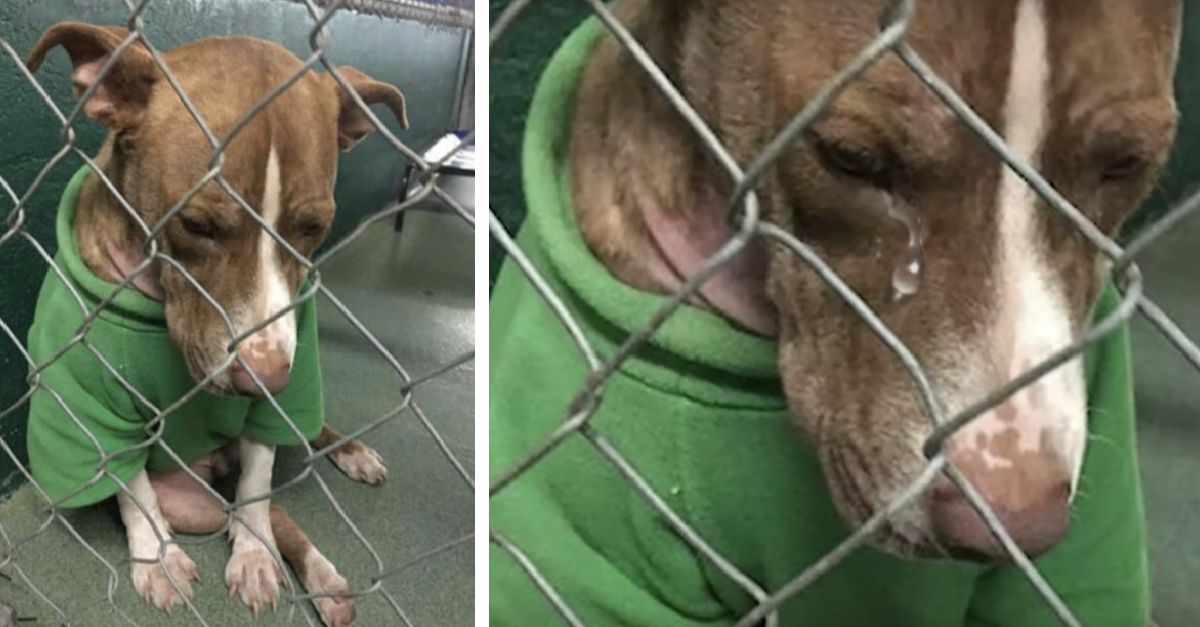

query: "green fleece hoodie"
(25, 166), (324, 509)
(490, 20), (1149, 627)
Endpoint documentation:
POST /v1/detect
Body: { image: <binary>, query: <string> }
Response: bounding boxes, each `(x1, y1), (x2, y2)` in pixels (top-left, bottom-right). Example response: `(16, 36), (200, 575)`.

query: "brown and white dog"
(571, 0), (1180, 559)
(26, 22), (405, 624)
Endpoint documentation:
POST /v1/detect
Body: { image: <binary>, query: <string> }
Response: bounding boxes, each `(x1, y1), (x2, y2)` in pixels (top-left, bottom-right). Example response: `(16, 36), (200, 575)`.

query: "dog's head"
(709, 0), (1178, 559)
(583, 0), (1181, 560)
(27, 22), (408, 396)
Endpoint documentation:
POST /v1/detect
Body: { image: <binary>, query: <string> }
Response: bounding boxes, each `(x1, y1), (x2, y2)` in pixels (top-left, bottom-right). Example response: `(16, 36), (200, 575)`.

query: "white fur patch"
(302, 545), (338, 589)
(250, 144), (297, 367)
(231, 438), (275, 542)
(951, 0), (1087, 491)
(118, 469), (171, 559)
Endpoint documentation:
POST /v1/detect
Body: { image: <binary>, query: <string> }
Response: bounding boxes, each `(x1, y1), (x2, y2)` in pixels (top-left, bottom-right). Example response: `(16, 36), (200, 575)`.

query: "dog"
(23, 22), (406, 624)
(490, 0), (1181, 624)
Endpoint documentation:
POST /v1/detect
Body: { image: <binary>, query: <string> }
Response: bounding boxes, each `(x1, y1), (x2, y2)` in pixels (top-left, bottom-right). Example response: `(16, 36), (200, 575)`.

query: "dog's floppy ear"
(329, 66), (409, 151)
(26, 21), (158, 129)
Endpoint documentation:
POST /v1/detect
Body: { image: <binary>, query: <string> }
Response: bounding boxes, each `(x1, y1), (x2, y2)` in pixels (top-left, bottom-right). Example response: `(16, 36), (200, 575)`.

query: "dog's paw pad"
(307, 560), (355, 626)
(131, 546), (199, 614)
(329, 442), (387, 485)
(225, 545), (285, 615)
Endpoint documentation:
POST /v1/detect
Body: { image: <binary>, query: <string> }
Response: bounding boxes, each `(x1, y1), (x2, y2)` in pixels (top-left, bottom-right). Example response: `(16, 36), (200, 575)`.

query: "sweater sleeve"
(966, 286), (1149, 627)
(242, 291), (325, 445)
(25, 280), (150, 508)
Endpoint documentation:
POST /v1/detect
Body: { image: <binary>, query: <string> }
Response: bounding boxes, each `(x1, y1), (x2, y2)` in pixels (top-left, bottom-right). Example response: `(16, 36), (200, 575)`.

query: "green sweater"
(490, 20), (1149, 627)
(25, 166), (324, 508)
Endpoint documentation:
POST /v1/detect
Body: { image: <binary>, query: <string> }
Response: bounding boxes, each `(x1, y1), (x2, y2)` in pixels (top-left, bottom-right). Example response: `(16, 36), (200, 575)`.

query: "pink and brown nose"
(230, 336), (292, 396)
(928, 425), (1073, 560)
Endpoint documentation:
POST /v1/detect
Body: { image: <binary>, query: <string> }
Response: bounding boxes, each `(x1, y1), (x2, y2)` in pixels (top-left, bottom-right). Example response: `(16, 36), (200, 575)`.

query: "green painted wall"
(0, 0), (469, 486)
(488, 0), (589, 281)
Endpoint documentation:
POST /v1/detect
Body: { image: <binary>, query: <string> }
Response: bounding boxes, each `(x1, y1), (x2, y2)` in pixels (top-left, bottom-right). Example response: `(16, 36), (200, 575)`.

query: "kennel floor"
(0, 210), (474, 626)
(1129, 212), (1200, 627)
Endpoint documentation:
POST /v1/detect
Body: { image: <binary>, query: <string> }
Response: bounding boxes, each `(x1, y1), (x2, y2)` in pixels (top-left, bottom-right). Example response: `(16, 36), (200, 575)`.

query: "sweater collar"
(522, 20), (784, 409)
(55, 165), (167, 327)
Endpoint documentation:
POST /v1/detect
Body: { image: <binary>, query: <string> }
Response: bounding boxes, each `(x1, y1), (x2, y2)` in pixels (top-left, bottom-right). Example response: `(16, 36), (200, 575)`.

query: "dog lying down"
(23, 22), (405, 625)
(490, 1), (1180, 625)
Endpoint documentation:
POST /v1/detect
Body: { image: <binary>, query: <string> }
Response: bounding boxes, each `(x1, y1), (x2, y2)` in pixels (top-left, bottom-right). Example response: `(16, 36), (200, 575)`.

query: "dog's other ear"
(329, 66), (409, 151)
(26, 21), (158, 130)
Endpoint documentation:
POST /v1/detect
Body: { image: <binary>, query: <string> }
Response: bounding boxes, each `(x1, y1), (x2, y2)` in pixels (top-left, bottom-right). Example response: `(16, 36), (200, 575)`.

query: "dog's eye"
(814, 137), (887, 184)
(180, 216), (218, 239)
(1100, 153), (1151, 182)
(297, 221), (325, 238)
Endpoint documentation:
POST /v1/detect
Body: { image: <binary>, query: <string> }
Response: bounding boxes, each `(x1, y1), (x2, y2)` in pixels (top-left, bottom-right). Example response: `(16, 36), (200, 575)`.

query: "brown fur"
(27, 22), (401, 621)
(26, 22), (408, 392)
(569, 0), (1180, 556)
(150, 426), (361, 624)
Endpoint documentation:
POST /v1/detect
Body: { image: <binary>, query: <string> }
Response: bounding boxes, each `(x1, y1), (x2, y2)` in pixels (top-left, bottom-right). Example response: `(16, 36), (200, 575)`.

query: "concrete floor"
(0, 208), (474, 626)
(1127, 213), (1200, 627)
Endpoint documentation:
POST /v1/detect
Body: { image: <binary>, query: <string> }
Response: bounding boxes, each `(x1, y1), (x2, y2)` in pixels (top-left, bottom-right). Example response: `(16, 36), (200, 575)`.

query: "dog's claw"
(226, 545), (283, 615)
(329, 441), (387, 485)
(131, 546), (199, 614)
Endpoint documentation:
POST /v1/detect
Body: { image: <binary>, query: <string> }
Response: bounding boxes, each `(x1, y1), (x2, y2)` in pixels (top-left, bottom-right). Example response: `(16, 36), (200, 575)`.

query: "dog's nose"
(230, 341), (292, 396)
(928, 467), (1070, 561)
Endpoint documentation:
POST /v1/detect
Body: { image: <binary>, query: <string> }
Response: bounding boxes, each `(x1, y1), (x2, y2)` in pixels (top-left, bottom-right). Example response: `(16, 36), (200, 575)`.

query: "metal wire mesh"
(0, 0), (474, 624)
(488, 1), (1200, 626)
(294, 0), (474, 28)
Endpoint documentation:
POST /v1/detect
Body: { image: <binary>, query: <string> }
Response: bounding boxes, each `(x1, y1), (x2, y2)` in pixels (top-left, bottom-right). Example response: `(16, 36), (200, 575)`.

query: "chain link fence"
(488, 1), (1200, 625)
(0, 0), (474, 624)
(293, 0), (474, 28)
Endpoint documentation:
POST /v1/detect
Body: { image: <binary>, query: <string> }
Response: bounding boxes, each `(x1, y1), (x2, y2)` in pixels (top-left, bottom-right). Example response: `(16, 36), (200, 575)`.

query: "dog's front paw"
(131, 545), (199, 614)
(225, 544), (285, 616)
(328, 441), (387, 485)
(306, 559), (355, 626)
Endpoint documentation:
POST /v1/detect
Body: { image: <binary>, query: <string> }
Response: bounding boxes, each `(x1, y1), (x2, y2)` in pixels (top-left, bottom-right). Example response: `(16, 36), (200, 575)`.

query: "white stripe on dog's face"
(949, 0), (1087, 494)
(248, 143), (297, 366)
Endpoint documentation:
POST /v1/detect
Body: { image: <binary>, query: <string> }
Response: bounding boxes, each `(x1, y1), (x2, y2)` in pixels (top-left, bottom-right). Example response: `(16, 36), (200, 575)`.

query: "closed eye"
(1099, 152), (1151, 183)
(180, 215), (218, 239)
(297, 220), (326, 238)
(811, 133), (892, 187)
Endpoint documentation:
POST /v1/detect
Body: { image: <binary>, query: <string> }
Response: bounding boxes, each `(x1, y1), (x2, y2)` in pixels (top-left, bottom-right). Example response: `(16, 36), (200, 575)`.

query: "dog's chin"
(856, 510), (1028, 565)
(824, 479), (966, 563)
(195, 372), (238, 397)
(862, 520), (985, 563)
(182, 356), (238, 397)
(869, 529), (938, 559)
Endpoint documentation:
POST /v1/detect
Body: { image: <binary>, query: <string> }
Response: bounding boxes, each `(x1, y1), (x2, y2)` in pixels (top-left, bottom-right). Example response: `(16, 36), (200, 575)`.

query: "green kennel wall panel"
(0, 0), (470, 488)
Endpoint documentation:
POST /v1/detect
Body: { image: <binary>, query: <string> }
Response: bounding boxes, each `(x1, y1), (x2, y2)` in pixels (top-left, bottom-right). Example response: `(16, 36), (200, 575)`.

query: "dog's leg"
(272, 502), (355, 626)
(117, 469), (200, 614)
(152, 450), (355, 625)
(312, 425), (386, 485)
(151, 451), (226, 535)
(225, 437), (285, 616)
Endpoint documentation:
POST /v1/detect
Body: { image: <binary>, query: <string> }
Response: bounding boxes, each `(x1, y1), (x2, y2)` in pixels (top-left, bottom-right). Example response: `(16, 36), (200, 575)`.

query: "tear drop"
(885, 199), (925, 302)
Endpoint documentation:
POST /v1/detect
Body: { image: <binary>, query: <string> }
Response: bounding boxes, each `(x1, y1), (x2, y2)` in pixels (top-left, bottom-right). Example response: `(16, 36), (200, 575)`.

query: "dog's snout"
(230, 337), (292, 396)
(929, 452), (1071, 560)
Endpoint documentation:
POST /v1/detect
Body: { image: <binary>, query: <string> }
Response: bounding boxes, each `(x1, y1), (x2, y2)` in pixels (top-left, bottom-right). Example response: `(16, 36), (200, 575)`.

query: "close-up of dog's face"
(573, 0), (1184, 562)
(669, 0), (1181, 559)
(27, 22), (408, 397)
